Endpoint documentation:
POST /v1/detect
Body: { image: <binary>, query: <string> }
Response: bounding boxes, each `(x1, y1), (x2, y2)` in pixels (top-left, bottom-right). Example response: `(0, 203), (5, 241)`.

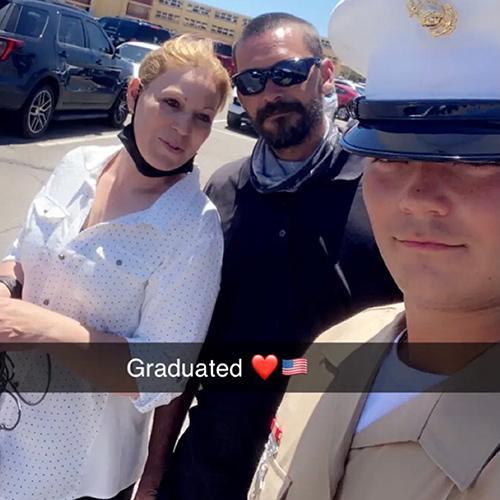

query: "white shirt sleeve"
(127, 214), (224, 413)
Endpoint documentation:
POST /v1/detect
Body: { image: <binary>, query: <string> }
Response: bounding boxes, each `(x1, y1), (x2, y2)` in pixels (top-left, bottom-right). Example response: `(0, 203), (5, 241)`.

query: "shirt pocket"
(32, 195), (68, 222)
(20, 195), (68, 260)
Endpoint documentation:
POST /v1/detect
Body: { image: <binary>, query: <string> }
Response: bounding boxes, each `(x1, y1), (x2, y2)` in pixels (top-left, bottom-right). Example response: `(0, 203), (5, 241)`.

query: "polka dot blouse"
(0, 145), (224, 499)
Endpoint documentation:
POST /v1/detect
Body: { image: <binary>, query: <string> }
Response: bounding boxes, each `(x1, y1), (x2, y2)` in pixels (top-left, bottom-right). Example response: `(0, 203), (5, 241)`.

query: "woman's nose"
(171, 113), (191, 136)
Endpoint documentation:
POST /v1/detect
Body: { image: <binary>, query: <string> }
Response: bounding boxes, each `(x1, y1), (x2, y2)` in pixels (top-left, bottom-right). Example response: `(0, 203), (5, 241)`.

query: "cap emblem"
(407, 0), (458, 37)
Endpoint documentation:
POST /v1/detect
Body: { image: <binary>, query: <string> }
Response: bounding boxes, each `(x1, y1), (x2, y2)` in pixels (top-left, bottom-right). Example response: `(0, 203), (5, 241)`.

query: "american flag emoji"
(281, 358), (308, 376)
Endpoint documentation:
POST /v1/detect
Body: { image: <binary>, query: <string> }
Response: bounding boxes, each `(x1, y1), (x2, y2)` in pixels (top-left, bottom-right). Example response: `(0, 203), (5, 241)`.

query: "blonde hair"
(139, 34), (232, 112)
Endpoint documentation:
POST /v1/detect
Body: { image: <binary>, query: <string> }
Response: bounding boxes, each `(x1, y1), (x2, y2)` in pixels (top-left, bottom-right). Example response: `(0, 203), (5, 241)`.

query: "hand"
(0, 297), (83, 344)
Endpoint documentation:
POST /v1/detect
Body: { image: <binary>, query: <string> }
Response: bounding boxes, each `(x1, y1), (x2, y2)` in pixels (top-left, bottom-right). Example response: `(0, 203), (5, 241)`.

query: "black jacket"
(158, 152), (401, 500)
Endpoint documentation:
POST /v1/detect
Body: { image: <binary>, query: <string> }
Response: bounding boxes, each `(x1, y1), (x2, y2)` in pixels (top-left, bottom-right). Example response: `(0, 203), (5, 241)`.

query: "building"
(66, 0), (335, 58)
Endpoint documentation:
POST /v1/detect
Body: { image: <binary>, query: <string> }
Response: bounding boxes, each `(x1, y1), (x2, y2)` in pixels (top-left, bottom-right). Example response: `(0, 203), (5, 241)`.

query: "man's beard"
(253, 96), (324, 150)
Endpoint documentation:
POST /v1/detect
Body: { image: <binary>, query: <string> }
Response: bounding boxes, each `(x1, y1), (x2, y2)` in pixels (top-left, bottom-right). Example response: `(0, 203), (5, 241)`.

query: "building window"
(159, 0), (183, 7)
(155, 10), (180, 23)
(210, 24), (235, 37)
(186, 3), (210, 16)
(183, 17), (208, 30)
(131, 0), (153, 5)
(242, 17), (251, 27)
(214, 10), (238, 23)
(126, 2), (150, 20)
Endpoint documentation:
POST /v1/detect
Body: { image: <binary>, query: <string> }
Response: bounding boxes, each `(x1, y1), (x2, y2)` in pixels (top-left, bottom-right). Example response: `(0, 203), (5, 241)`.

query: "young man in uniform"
(249, 1), (500, 499)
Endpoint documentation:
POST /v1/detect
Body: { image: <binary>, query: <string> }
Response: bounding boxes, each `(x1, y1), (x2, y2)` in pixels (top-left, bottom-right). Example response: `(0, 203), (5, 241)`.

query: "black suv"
(99, 17), (170, 47)
(0, 0), (134, 138)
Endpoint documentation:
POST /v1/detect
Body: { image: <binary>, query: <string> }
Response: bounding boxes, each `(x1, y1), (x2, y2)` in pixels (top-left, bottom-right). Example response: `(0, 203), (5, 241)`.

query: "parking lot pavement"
(0, 112), (256, 256)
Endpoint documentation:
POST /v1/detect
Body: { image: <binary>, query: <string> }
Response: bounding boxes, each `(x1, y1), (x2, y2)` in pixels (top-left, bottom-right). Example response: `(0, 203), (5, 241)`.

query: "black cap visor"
(342, 99), (500, 163)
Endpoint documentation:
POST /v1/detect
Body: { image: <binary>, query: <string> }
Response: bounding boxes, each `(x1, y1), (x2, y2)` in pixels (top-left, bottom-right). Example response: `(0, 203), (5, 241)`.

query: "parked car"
(99, 16), (170, 47)
(116, 40), (159, 77)
(334, 82), (359, 121)
(226, 87), (251, 130)
(354, 82), (366, 95)
(227, 87), (339, 131)
(335, 77), (356, 88)
(213, 40), (235, 76)
(0, 0), (134, 138)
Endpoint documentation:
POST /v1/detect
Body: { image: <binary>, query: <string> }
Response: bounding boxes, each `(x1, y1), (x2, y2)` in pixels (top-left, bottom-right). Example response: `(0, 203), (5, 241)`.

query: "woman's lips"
(159, 137), (184, 155)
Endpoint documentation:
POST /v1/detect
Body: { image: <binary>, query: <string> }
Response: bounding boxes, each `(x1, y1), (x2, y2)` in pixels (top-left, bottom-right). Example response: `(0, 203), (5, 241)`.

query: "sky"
(206, 0), (341, 37)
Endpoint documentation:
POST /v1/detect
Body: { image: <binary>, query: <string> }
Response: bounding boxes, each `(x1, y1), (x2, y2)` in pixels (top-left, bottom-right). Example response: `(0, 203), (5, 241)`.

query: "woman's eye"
(197, 114), (211, 123)
(164, 98), (179, 108)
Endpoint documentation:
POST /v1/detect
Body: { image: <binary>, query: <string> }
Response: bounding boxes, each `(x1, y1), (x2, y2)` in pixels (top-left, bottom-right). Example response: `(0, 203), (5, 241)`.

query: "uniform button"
(43, 299), (50, 306)
(58, 253), (65, 261)
(116, 259), (123, 266)
(279, 229), (287, 238)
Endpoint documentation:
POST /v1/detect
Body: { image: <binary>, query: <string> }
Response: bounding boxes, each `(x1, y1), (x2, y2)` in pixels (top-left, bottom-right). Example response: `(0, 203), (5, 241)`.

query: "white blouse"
(0, 145), (224, 500)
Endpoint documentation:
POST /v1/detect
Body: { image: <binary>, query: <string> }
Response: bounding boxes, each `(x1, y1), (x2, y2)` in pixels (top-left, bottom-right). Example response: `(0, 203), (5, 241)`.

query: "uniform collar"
(341, 315), (500, 492)
(420, 351), (500, 491)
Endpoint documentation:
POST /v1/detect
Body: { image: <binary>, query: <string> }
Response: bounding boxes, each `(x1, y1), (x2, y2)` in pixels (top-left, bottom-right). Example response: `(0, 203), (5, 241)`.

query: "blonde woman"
(0, 35), (231, 500)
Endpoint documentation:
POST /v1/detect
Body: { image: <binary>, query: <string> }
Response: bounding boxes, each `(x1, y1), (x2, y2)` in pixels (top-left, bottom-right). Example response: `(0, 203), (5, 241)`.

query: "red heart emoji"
(252, 354), (278, 380)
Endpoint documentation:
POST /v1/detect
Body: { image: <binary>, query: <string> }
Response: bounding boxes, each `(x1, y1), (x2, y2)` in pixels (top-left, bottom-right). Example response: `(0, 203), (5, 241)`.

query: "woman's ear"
(127, 78), (143, 113)
(320, 58), (336, 97)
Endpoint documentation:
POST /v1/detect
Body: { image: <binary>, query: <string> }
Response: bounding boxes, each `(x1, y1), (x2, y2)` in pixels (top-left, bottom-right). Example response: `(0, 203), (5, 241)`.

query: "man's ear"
(126, 78), (142, 113)
(320, 58), (336, 96)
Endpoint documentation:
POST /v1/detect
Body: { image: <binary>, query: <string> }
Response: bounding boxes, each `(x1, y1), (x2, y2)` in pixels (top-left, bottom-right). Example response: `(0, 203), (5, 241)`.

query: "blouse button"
(116, 259), (123, 266)
(58, 253), (65, 261)
(43, 299), (50, 306)
(279, 229), (287, 238)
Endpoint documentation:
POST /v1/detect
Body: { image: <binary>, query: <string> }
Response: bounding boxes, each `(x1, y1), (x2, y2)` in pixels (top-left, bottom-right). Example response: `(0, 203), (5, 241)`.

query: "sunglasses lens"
(234, 70), (265, 95)
(271, 68), (298, 86)
(271, 59), (314, 87)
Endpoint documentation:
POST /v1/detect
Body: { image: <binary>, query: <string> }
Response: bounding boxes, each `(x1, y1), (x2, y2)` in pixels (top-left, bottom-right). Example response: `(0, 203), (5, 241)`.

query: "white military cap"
(328, 0), (500, 162)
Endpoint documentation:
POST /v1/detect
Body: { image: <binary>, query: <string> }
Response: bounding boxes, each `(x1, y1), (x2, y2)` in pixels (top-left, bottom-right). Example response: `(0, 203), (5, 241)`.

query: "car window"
(0, 2), (11, 28)
(59, 14), (85, 48)
(0, 3), (14, 31)
(214, 42), (232, 58)
(136, 25), (169, 44)
(16, 6), (48, 37)
(3, 5), (47, 37)
(85, 21), (113, 53)
(99, 17), (119, 29)
(115, 20), (136, 40)
(118, 43), (152, 63)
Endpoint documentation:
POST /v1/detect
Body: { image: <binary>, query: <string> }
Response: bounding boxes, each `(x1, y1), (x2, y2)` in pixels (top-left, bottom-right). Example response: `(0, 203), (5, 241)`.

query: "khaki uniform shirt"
(249, 304), (500, 500)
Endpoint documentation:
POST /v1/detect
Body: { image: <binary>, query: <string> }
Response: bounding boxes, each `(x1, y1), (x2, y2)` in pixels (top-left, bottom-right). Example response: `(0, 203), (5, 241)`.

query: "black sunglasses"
(232, 57), (321, 96)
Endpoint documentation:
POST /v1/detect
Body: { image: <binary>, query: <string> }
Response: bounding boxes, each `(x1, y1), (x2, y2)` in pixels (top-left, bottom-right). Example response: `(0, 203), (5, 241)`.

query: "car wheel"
(20, 85), (55, 139)
(227, 112), (241, 129)
(335, 106), (350, 121)
(108, 88), (129, 129)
